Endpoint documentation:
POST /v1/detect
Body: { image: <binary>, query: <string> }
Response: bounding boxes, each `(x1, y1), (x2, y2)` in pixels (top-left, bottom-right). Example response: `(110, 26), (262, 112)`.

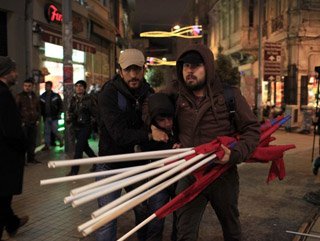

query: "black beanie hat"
(0, 56), (16, 77)
(75, 80), (87, 89)
(179, 51), (204, 64)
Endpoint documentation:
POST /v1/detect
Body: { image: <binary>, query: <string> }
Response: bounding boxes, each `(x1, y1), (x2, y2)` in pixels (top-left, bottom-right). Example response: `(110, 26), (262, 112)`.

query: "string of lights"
(147, 57), (176, 66)
(140, 25), (202, 39)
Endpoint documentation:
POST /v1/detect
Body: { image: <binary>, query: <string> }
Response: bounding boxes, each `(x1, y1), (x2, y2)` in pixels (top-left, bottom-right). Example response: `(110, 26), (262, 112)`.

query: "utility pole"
(257, 0), (263, 121)
(62, 0), (74, 154)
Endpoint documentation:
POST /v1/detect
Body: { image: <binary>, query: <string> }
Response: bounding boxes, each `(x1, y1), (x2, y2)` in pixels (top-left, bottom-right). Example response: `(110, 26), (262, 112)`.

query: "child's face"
(155, 116), (173, 131)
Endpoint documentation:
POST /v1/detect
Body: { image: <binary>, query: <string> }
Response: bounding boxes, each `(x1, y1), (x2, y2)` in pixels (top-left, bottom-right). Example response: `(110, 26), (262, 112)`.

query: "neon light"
(147, 57), (176, 66)
(46, 4), (63, 23)
(140, 25), (202, 39)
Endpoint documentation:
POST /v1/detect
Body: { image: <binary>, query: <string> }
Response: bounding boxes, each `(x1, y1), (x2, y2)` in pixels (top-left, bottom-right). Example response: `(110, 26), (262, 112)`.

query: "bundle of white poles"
(41, 147), (219, 240)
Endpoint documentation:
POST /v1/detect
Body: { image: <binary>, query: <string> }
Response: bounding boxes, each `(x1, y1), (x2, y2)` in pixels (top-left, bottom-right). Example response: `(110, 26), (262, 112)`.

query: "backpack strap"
(223, 84), (236, 131)
(117, 91), (127, 111)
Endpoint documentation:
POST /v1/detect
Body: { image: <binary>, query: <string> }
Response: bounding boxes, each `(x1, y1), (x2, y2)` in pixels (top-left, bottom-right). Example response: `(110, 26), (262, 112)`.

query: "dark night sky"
(131, 0), (193, 35)
(131, 0), (193, 55)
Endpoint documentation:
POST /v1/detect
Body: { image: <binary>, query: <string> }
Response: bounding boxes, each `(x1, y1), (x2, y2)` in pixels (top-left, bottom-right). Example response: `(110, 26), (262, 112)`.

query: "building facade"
(207, 0), (320, 127)
(0, 0), (134, 95)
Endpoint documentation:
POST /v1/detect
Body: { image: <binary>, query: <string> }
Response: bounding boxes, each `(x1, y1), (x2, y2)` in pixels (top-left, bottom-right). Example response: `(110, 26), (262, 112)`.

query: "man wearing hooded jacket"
(97, 49), (167, 241)
(156, 45), (260, 241)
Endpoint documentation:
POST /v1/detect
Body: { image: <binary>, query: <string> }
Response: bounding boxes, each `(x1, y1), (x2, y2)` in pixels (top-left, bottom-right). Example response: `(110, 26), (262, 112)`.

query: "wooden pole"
(92, 153), (209, 218)
(117, 214), (156, 241)
(70, 150), (195, 196)
(48, 148), (191, 168)
(40, 167), (134, 185)
(286, 230), (320, 239)
(71, 160), (184, 207)
(79, 154), (216, 236)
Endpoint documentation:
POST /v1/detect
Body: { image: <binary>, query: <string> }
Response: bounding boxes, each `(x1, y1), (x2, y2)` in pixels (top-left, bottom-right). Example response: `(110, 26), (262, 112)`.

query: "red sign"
(63, 65), (73, 84)
(45, 4), (63, 23)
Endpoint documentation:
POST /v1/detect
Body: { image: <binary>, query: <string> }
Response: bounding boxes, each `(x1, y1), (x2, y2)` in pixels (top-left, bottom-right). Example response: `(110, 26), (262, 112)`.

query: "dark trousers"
(95, 165), (148, 241)
(175, 167), (241, 241)
(22, 124), (37, 162)
(0, 195), (20, 239)
(146, 189), (170, 241)
(70, 126), (96, 174)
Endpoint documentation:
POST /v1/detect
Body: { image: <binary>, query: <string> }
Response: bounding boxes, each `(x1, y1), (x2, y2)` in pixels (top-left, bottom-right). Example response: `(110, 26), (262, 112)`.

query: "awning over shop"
(40, 24), (96, 54)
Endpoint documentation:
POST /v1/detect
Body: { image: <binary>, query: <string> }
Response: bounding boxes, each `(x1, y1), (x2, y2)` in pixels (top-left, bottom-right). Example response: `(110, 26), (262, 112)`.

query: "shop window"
(45, 43), (63, 59)
(44, 43), (85, 63)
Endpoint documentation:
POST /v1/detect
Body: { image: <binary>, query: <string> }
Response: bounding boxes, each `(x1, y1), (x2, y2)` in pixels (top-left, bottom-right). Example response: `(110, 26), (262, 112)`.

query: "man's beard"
(185, 75), (206, 91)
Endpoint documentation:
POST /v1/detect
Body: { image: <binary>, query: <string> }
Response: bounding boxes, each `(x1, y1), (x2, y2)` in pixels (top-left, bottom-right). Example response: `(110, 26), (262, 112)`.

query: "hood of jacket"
(148, 93), (174, 124)
(176, 44), (224, 101)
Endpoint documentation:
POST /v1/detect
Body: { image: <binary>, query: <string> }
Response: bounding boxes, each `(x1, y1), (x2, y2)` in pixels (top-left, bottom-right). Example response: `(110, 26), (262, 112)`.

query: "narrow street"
(2, 131), (320, 241)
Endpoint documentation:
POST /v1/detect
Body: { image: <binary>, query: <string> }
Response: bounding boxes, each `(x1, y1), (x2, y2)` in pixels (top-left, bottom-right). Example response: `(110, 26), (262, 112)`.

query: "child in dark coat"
(141, 93), (179, 241)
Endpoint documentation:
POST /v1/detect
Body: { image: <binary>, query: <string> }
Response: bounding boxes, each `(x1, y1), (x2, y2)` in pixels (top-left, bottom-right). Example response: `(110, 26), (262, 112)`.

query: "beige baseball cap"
(119, 49), (145, 69)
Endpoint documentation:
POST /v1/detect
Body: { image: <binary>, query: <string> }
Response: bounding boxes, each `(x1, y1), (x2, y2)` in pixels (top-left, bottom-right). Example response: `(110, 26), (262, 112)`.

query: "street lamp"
(140, 25), (202, 39)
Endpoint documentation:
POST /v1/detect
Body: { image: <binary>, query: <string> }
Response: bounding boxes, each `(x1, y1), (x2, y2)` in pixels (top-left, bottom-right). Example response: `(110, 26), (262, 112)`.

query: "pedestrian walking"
(39, 81), (64, 150)
(0, 56), (29, 240)
(66, 80), (97, 176)
(154, 45), (260, 241)
(16, 78), (41, 164)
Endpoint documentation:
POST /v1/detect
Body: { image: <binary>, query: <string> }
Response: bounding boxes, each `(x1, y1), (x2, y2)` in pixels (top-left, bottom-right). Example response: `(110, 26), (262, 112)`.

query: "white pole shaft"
(40, 167), (134, 185)
(64, 178), (130, 204)
(286, 230), (320, 239)
(79, 186), (151, 234)
(117, 214), (156, 241)
(48, 148), (191, 168)
(92, 153), (207, 218)
(80, 154), (216, 236)
(70, 150), (195, 196)
(71, 160), (184, 207)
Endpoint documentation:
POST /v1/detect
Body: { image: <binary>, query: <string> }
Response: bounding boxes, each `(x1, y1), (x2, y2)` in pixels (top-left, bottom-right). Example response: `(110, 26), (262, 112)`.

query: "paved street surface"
(2, 131), (320, 241)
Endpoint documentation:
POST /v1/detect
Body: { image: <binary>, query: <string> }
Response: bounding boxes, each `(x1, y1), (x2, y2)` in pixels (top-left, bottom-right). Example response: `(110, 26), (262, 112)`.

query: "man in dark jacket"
(16, 78), (41, 164)
(0, 56), (29, 240)
(157, 45), (260, 241)
(66, 80), (97, 176)
(39, 81), (64, 150)
(97, 48), (168, 241)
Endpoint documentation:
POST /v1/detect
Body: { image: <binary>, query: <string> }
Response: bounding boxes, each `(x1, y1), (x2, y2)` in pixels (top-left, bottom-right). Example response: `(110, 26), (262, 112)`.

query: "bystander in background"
(0, 56), (29, 240)
(16, 78), (41, 164)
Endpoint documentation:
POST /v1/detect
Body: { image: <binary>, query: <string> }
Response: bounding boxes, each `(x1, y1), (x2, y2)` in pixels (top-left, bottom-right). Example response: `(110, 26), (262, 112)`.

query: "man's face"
(45, 83), (52, 91)
(4, 69), (18, 87)
(155, 116), (173, 131)
(120, 65), (144, 89)
(23, 82), (33, 93)
(182, 63), (206, 91)
(75, 84), (85, 95)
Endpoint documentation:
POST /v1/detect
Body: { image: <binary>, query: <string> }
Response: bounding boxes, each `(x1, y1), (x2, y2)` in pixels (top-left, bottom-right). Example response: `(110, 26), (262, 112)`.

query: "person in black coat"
(66, 80), (97, 176)
(96, 49), (166, 241)
(0, 56), (29, 240)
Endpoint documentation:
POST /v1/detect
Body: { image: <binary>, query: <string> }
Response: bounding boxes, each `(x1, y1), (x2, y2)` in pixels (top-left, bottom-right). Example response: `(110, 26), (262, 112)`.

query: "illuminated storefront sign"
(45, 4), (63, 23)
